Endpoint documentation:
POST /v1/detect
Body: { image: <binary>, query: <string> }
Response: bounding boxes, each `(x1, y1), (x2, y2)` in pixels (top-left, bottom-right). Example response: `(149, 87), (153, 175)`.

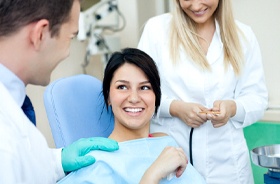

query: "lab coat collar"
(206, 19), (223, 65)
(0, 64), (26, 107)
(0, 82), (30, 137)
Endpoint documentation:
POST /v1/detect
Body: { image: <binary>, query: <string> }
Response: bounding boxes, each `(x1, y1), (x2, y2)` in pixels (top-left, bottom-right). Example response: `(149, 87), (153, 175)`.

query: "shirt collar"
(205, 20), (224, 64)
(0, 64), (26, 106)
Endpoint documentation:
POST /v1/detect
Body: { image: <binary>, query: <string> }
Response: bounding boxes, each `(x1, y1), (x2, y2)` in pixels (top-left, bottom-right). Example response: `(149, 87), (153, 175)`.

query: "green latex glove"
(61, 137), (119, 172)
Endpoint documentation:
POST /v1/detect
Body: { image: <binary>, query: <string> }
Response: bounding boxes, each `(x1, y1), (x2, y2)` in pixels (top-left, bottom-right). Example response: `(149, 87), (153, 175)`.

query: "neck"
(0, 28), (32, 85)
(109, 124), (150, 142)
(196, 18), (216, 54)
(196, 16), (215, 32)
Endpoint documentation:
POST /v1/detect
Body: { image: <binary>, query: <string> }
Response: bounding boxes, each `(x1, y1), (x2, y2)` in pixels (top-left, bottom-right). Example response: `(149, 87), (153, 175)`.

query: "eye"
(72, 31), (79, 39)
(141, 85), (152, 90)
(71, 35), (77, 40)
(117, 85), (127, 90)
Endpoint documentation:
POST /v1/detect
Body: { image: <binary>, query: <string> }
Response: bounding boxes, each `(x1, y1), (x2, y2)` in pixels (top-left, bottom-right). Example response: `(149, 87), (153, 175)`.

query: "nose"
(190, 0), (203, 11)
(128, 90), (140, 104)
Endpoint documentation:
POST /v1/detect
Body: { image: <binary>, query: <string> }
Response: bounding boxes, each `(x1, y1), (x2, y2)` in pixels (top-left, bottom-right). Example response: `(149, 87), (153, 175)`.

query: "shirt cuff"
(52, 148), (66, 181)
(159, 98), (173, 118)
(231, 100), (246, 128)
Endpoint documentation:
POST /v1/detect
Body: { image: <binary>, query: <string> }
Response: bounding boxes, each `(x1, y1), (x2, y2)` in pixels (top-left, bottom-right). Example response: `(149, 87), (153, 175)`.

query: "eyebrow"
(115, 80), (151, 85)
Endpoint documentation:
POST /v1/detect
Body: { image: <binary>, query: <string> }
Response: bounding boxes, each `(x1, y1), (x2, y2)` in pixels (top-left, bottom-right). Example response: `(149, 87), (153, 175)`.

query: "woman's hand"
(140, 146), (187, 184)
(170, 100), (209, 128)
(207, 100), (236, 128)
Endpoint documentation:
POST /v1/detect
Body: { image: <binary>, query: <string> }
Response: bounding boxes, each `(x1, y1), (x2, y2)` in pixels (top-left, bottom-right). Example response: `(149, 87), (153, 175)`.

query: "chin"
(38, 77), (51, 87)
(43, 79), (51, 86)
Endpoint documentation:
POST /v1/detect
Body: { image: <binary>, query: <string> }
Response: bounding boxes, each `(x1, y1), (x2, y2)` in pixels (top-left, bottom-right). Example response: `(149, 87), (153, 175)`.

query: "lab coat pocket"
(234, 140), (254, 184)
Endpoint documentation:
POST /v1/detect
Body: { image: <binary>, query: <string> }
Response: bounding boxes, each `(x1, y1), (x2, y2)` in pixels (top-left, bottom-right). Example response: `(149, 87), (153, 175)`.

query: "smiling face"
(179, 0), (219, 27)
(108, 63), (156, 139)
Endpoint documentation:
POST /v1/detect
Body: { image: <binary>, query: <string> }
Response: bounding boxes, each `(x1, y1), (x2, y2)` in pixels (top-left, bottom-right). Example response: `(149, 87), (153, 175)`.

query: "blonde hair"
(170, 0), (244, 75)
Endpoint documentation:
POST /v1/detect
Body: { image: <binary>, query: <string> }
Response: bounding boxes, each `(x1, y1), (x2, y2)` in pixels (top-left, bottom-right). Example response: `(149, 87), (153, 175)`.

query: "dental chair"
(44, 74), (114, 148)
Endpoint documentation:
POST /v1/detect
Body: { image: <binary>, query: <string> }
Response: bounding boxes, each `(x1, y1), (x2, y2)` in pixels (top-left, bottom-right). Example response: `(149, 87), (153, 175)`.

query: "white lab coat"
(138, 13), (268, 184)
(0, 82), (65, 184)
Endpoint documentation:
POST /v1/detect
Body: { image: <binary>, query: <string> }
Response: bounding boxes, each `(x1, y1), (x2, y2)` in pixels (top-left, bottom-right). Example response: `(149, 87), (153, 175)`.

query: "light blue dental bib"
(58, 136), (206, 184)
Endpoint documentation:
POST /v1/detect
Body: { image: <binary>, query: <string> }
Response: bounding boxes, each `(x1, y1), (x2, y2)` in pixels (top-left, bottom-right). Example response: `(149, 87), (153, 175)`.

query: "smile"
(192, 8), (208, 16)
(124, 108), (143, 113)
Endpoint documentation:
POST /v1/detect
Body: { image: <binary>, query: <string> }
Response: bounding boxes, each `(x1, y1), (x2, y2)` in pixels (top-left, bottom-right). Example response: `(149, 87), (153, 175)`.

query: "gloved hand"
(61, 137), (119, 172)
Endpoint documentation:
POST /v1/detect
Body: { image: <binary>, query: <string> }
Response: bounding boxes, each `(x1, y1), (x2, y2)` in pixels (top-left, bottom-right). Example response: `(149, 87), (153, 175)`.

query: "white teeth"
(195, 11), (204, 15)
(125, 108), (142, 113)
(193, 9), (207, 15)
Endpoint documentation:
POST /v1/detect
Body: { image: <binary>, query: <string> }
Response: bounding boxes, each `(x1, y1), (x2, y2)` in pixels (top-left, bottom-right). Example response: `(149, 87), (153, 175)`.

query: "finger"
(190, 123), (200, 128)
(206, 113), (213, 120)
(75, 155), (96, 170)
(175, 151), (187, 178)
(81, 138), (119, 152)
(208, 113), (223, 121)
(194, 113), (208, 123)
(177, 148), (188, 165)
(176, 166), (186, 178)
(213, 100), (221, 109)
(197, 113), (208, 122)
(89, 141), (119, 152)
(176, 148), (186, 159)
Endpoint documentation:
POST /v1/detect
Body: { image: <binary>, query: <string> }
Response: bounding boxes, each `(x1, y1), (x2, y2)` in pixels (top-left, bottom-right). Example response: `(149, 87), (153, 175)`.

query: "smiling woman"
(137, 0), (268, 183)
(57, 48), (206, 184)
(108, 63), (156, 138)
(103, 48), (161, 142)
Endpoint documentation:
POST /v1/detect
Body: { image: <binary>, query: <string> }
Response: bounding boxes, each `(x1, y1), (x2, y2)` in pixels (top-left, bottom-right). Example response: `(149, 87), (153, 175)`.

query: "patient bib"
(58, 136), (206, 184)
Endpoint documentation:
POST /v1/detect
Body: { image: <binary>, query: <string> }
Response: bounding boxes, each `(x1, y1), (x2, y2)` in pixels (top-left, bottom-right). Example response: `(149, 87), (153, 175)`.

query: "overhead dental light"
(78, 0), (126, 73)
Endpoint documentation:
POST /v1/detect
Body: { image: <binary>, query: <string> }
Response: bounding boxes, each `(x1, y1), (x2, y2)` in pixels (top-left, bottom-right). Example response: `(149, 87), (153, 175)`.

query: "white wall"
(118, 0), (167, 47)
(232, 0), (280, 121)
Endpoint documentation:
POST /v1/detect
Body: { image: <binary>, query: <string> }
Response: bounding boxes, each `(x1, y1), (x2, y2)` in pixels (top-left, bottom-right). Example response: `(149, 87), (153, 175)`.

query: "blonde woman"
(138, 0), (268, 183)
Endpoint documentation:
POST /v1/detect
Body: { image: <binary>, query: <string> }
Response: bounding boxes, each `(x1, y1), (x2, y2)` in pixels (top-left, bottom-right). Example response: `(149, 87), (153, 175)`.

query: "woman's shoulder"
(140, 13), (172, 44)
(151, 132), (169, 137)
(235, 20), (256, 38)
(233, 20), (260, 50)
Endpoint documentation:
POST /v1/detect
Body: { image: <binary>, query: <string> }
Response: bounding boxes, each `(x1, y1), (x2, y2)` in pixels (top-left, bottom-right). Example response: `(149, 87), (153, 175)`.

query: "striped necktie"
(21, 95), (36, 126)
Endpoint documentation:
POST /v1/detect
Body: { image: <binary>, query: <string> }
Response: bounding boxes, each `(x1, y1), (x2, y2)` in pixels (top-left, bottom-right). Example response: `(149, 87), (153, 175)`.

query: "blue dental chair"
(44, 74), (114, 148)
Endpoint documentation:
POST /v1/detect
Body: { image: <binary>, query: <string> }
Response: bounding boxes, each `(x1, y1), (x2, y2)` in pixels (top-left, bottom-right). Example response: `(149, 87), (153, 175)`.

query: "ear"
(29, 19), (50, 50)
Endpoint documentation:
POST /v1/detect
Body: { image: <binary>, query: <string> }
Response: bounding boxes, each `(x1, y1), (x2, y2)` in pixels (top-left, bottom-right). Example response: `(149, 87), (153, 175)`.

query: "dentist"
(0, 0), (118, 183)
